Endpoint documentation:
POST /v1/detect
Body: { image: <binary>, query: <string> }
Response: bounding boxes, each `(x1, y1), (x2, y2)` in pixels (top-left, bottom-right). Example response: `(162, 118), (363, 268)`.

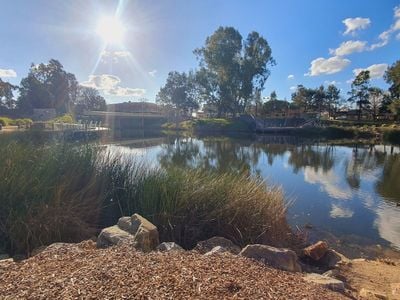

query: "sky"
(0, 0), (399, 104)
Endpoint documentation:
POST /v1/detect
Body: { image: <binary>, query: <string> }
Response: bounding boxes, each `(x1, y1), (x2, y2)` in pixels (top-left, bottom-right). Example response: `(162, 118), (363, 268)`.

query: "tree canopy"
(385, 60), (400, 99)
(18, 59), (78, 114)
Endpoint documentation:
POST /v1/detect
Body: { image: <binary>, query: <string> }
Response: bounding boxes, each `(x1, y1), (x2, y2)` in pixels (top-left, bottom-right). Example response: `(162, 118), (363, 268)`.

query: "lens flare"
(96, 16), (125, 44)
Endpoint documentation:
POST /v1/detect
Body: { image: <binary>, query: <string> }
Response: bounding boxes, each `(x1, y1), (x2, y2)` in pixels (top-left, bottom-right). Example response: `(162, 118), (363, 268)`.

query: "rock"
(131, 214), (159, 252)
(204, 246), (229, 256)
(319, 249), (348, 269)
(97, 225), (135, 248)
(157, 242), (184, 252)
(322, 269), (339, 278)
(117, 217), (135, 234)
(359, 288), (388, 299)
(303, 273), (345, 292)
(303, 241), (329, 261)
(391, 283), (400, 298)
(195, 237), (241, 254)
(97, 214), (159, 252)
(239, 244), (302, 272)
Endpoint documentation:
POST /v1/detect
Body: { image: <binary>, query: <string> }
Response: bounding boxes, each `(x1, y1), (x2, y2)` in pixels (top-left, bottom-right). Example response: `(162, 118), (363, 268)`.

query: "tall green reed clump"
(0, 139), (104, 255)
(0, 137), (292, 255)
(100, 159), (291, 249)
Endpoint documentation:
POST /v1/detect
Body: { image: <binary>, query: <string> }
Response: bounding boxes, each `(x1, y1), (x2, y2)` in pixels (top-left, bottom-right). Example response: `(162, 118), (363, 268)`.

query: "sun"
(96, 16), (125, 44)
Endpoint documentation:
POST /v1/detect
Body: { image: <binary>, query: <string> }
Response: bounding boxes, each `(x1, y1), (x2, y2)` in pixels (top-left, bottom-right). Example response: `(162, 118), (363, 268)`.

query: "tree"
(0, 79), (17, 111)
(389, 99), (400, 120)
(291, 85), (314, 112)
(74, 86), (107, 114)
(368, 87), (384, 120)
(326, 84), (340, 118)
(348, 70), (370, 120)
(384, 60), (400, 99)
(194, 27), (274, 116)
(156, 71), (199, 116)
(313, 85), (326, 116)
(269, 91), (277, 101)
(18, 59), (78, 114)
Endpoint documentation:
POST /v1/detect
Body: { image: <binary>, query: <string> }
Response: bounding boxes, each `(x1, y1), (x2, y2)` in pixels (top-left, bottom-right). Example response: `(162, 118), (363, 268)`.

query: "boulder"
(195, 237), (241, 254)
(303, 241), (328, 261)
(303, 273), (345, 292)
(131, 214), (159, 252)
(97, 214), (159, 252)
(157, 242), (184, 252)
(204, 246), (229, 256)
(239, 244), (302, 272)
(97, 225), (135, 248)
(319, 249), (348, 268)
(359, 288), (388, 299)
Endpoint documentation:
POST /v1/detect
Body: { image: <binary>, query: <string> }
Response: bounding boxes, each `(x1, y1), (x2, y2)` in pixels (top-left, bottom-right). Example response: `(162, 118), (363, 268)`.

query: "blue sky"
(0, 0), (399, 103)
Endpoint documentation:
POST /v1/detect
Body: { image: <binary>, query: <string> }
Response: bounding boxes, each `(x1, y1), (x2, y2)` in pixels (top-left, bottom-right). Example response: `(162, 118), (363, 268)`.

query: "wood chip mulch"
(0, 241), (348, 299)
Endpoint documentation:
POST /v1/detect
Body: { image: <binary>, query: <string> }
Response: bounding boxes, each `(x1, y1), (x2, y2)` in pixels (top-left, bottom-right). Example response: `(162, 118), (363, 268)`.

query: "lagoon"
(106, 134), (400, 258)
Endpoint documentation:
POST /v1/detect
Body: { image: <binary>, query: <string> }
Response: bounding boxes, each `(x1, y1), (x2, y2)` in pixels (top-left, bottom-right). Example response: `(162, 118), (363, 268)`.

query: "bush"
(49, 114), (74, 124)
(0, 139), (291, 255)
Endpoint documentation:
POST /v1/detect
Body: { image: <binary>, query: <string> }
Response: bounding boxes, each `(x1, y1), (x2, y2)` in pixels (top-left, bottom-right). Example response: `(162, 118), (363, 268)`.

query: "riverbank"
(162, 118), (400, 143)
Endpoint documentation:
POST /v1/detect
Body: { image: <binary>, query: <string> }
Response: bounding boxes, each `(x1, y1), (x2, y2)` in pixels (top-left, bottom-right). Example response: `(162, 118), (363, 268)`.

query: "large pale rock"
(97, 225), (135, 248)
(204, 246), (229, 256)
(239, 244), (302, 272)
(195, 237), (241, 254)
(303, 273), (345, 292)
(391, 283), (400, 298)
(131, 214), (159, 252)
(97, 214), (159, 252)
(303, 241), (328, 261)
(157, 242), (184, 252)
(359, 288), (388, 299)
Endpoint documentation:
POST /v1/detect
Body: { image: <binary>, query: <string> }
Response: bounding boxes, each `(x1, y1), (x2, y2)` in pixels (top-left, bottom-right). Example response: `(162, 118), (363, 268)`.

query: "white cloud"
(329, 40), (367, 56)
(330, 204), (354, 218)
(81, 74), (146, 97)
(324, 80), (341, 86)
(81, 74), (121, 90)
(107, 87), (146, 97)
(343, 17), (371, 35)
(304, 167), (353, 200)
(148, 70), (157, 77)
(0, 69), (17, 78)
(287, 74), (294, 79)
(369, 30), (391, 50)
(290, 86), (297, 91)
(369, 6), (400, 50)
(353, 64), (388, 79)
(100, 50), (131, 63)
(306, 56), (350, 76)
(397, 32), (400, 40)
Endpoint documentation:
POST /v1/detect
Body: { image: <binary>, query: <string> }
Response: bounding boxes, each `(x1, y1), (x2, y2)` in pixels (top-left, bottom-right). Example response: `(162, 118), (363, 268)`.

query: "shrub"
(49, 114), (74, 124)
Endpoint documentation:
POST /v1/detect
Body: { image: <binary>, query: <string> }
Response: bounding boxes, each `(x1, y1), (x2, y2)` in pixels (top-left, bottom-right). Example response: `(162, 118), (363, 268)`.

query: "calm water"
(106, 134), (400, 257)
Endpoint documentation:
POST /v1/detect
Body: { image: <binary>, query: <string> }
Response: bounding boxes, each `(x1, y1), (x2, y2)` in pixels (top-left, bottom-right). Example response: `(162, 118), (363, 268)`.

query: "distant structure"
(107, 101), (164, 114)
(32, 108), (56, 121)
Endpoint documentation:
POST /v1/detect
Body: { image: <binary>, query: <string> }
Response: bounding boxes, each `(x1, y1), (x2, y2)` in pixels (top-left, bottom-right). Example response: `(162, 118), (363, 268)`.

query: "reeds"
(0, 138), (291, 255)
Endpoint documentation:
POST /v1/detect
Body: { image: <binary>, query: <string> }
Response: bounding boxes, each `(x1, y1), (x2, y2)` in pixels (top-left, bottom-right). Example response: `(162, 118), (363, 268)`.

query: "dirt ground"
(338, 258), (400, 299)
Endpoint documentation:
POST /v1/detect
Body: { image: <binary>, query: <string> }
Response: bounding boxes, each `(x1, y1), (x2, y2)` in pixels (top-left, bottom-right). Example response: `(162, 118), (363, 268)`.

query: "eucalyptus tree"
(156, 71), (199, 116)
(0, 78), (17, 111)
(384, 60), (400, 99)
(368, 87), (384, 120)
(18, 59), (78, 114)
(326, 84), (341, 118)
(348, 70), (371, 120)
(194, 27), (275, 116)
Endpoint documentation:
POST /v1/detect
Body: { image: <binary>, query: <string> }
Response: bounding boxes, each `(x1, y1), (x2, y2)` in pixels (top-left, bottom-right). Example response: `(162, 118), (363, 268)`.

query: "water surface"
(107, 134), (400, 257)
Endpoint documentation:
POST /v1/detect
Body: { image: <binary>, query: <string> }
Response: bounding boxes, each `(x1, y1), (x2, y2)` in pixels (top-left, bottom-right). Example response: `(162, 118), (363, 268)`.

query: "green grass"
(163, 118), (251, 133)
(0, 137), (291, 255)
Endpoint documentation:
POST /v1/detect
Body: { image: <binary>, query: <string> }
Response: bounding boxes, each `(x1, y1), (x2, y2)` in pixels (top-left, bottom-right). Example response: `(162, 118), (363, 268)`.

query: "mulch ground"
(0, 241), (348, 299)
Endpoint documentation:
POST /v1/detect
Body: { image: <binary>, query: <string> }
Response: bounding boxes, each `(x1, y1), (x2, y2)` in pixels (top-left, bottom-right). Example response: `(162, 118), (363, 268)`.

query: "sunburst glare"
(96, 16), (125, 45)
